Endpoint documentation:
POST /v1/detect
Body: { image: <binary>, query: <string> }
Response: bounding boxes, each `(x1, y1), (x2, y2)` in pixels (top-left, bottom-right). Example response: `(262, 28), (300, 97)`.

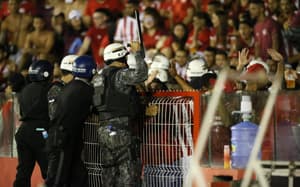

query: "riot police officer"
(93, 41), (147, 187)
(14, 60), (53, 187)
(48, 55), (77, 120)
(46, 55), (96, 187)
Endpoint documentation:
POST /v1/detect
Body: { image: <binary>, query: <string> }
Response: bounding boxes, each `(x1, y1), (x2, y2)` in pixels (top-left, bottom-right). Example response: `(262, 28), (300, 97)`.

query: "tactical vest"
(94, 67), (140, 120)
(48, 80), (65, 121)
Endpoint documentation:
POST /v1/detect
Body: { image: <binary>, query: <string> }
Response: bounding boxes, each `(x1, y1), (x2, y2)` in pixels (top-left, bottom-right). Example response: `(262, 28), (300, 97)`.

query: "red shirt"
(84, 0), (123, 17)
(254, 17), (284, 61)
(210, 26), (234, 50)
(85, 27), (109, 68)
(143, 30), (166, 50)
(186, 27), (211, 52)
(160, 0), (194, 28)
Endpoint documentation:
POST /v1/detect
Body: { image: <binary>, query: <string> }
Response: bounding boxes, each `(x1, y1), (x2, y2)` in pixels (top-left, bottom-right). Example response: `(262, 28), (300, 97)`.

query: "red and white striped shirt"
(114, 16), (139, 46)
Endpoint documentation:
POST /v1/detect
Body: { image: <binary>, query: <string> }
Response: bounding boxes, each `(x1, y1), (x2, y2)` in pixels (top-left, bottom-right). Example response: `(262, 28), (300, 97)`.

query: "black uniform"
(46, 78), (94, 187)
(47, 80), (65, 120)
(93, 51), (147, 187)
(14, 81), (50, 187)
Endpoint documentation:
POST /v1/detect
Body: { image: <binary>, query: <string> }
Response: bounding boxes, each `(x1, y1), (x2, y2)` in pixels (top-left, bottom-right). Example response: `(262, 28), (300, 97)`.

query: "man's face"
(175, 50), (188, 67)
(249, 3), (261, 19)
(173, 24), (186, 39)
(8, 0), (19, 13)
(124, 3), (136, 17)
(93, 12), (107, 27)
(215, 54), (227, 68)
(204, 51), (215, 68)
(280, 0), (292, 14)
(33, 18), (45, 31)
(239, 23), (252, 40)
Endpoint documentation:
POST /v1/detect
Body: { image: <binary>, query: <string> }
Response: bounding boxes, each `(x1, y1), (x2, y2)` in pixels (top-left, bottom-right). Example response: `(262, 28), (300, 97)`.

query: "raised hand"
(267, 48), (283, 62)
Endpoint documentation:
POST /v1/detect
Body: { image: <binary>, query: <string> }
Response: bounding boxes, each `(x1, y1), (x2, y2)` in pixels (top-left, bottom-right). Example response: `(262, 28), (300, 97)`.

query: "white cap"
(240, 95), (252, 113)
(60, 55), (78, 72)
(68, 10), (81, 20)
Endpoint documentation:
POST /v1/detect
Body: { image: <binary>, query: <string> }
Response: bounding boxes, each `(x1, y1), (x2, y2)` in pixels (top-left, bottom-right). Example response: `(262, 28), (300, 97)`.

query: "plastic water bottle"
(231, 95), (259, 168)
(231, 120), (258, 168)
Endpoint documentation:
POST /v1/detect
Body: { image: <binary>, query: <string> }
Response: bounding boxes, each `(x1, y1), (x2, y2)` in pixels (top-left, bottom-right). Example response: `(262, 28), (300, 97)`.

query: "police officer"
(45, 55), (96, 187)
(93, 41), (147, 187)
(48, 55), (77, 120)
(14, 60), (53, 187)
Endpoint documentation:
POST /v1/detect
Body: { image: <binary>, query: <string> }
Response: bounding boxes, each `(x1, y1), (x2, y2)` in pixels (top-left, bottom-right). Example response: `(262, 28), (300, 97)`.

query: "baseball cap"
(68, 10), (81, 20)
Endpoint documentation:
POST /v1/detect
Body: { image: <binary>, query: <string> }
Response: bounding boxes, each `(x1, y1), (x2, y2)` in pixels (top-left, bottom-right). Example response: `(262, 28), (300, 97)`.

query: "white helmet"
(186, 58), (208, 78)
(60, 55), (78, 72)
(103, 43), (128, 62)
(148, 68), (168, 82)
(156, 69), (168, 82)
(127, 53), (136, 69)
(150, 55), (170, 70)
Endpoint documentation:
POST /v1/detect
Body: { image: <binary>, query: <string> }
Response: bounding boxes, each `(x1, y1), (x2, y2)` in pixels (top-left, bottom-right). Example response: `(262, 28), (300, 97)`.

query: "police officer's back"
(14, 60), (53, 187)
(48, 55), (77, 120)
(46, 55), (96, 187)
(93, 41), (147, 187)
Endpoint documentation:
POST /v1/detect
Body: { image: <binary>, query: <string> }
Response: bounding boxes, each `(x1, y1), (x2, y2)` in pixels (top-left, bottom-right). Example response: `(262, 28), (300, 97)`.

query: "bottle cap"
(240, 95), (252, 113)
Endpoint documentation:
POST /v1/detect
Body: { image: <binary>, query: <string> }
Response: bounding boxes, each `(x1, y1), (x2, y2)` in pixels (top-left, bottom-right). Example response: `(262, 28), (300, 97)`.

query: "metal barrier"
(142, 94), (198, 186)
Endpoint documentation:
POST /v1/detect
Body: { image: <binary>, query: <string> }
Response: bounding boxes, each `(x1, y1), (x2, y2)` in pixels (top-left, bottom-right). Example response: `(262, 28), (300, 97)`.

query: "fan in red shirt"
(249, 0), (286, 61)
(161, 23), (188, 58)
(142, 7), (167, 51)
(186, 12), (211, 55)
(84, 0), (124, 25)
(237, 19), (255, 58)
(209, 10), (234, 50)
(77, 8), (110, 68)
(160, 0), (194, 29)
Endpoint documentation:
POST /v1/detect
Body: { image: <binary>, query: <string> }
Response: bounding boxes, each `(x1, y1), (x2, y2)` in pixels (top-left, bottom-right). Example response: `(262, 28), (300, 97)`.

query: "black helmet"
(28, 60), (53, 82)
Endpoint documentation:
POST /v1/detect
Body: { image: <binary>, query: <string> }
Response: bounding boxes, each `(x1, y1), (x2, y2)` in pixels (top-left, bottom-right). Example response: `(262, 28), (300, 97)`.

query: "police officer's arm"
(117, 41), (148, 85)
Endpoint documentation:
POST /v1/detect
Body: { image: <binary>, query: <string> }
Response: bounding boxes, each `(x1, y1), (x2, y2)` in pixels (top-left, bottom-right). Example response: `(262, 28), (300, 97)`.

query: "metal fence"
(141, 95), (196, 187)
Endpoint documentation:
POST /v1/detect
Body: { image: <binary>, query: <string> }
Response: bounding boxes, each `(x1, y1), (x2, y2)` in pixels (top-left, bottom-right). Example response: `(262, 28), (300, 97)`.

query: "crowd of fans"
(0, 0), (299, 95)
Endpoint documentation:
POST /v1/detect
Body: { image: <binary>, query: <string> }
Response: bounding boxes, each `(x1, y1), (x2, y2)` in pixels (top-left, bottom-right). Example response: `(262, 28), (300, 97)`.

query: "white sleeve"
(113, 19), (123, 42)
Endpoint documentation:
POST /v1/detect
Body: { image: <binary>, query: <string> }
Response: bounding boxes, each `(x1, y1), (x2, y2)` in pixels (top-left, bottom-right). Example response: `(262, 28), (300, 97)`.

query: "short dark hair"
(249, 0), (264, 6)
(94, 8), (111, 17)
(127, 0), (140, 6)
(215, 49), (228, 58)
(205, 47), (217, 54)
